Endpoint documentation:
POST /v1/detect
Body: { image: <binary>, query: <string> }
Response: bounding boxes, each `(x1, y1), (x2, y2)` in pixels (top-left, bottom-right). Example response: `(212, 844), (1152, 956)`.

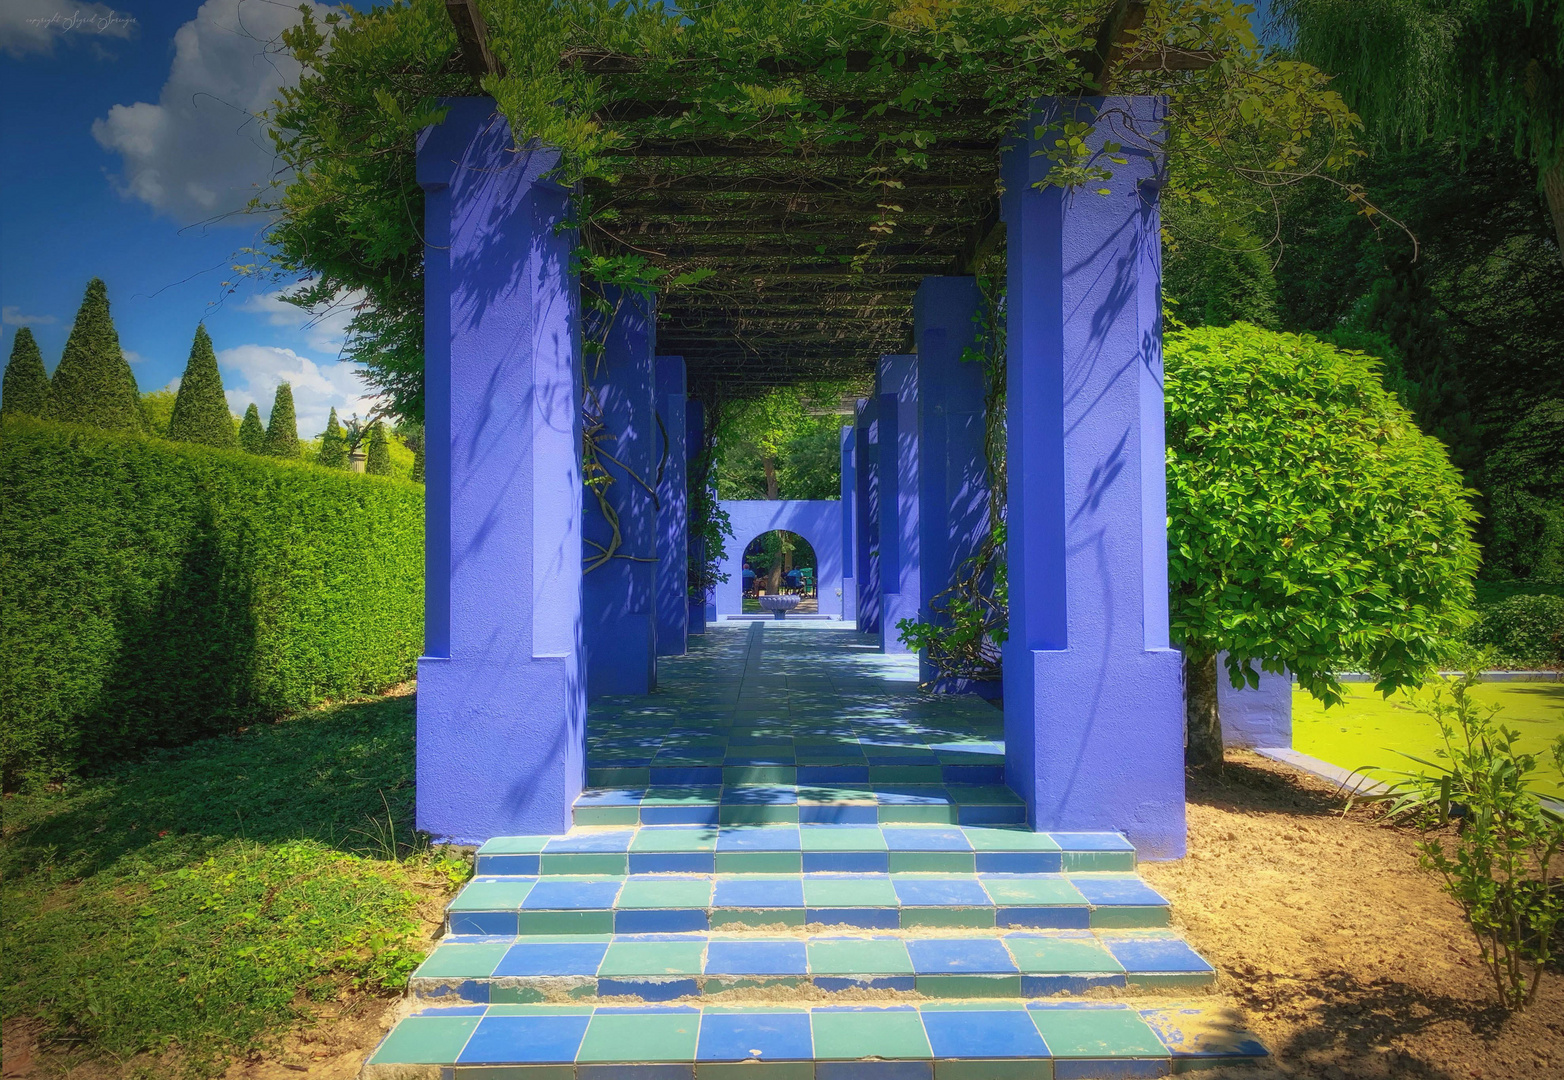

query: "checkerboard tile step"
(442, 873), (1172, 936)
(360, 1002), (1266, 1078)
(476, 826), (1136, 876)
(573, 785), (1024, 826)
(408, 930), (1214, 1002)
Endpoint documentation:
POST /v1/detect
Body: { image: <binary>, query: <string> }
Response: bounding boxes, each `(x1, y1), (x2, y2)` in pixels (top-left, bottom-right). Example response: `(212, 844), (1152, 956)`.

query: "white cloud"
(2, 306), (57, 326)
(122, 349), (146, 364)
(218, 343), (379, 439)
(91, 0), (333, 224)
(239, 288), (363, 356)
(0, 0), (136, 58)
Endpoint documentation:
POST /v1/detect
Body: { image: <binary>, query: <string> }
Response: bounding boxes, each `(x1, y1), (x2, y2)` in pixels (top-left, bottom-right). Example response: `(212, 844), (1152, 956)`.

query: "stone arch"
(714, 500), (845, 620)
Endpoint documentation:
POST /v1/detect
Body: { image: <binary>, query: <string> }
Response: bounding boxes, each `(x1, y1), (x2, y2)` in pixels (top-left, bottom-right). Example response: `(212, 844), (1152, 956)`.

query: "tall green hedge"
(0, 417), (424, 786)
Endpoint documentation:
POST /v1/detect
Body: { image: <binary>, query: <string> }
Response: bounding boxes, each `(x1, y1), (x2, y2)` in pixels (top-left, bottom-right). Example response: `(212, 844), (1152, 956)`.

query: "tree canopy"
(167, 326), (238, 449)
(262, 384), (301, 458)
(46, 279), (141, 433)
(266, 0), (1358, 419)
(1163, 322), (1479, 763)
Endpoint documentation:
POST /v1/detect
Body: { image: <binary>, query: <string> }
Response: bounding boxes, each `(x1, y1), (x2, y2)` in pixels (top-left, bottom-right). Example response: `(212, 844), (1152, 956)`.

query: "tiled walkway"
(363, 624), (1266, 1078)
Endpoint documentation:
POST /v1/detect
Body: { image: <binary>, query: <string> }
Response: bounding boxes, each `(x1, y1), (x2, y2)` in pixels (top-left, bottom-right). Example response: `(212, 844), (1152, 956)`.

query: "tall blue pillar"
(414, 99), (584, 842)
(685, 397), (707, 637)
(1000, 96), (1186, 859)
(877, 354), (919, 653)
(914, 277), (990, 686)
(853, 396), (880, 636)
(839, 424), (857, 624)
(584, 287), (658, 697)
(655, 356), (688, 656)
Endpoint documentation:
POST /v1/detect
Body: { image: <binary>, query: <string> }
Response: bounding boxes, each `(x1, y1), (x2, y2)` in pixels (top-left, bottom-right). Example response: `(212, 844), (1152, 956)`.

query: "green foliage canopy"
(365, 420), (391, 476)
(262, 383), (301, 458)
(716, 383), (858, 501)
(167, 326), (238, 449)
(2, 328), (51, 419)
(1164, 323), (1480, 704)
(1484, 398), (1564, 580)
(318, 407), (349, 469)
(238, 403), (266, 454)
(46, 279), (141, 433)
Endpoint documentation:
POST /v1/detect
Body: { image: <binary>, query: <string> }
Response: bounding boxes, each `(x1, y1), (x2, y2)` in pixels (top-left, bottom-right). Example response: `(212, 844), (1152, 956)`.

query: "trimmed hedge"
(0, 417), (424, 785)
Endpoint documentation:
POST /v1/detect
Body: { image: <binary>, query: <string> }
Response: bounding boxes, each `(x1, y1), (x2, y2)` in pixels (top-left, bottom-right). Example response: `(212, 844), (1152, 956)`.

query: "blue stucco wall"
(714, 500), (846, 620)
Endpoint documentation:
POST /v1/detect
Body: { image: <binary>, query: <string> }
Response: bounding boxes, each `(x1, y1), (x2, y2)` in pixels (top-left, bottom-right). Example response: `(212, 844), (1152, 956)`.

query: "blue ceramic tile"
(1048, 833), (1136, 852)
(1069, 877), (1168, 907)
(577, 1065), (695, 1080)
(630, 853), (716, 874)
(941, 765), (1005, 784)
(881, 828), (970, 852)
(577, 789), (646, 806)
(448, 911), (520, 936)
(921, 1010), (1049, 1059)
(643, 805), (722, 826)
(716, 827), (801, 852)
(651, 766), (725, 786)
(905, 939), (1016, 974)
(1104, 938), (1213, 973)
(614, 909), (709, 933)
(705, 940), (809, 975)
(722, 787), (799, 805)
(543, 831), (635, 853)
(696, 1011), (814, 1062)
(599, 977), (701, 1002)
(890, 877), (990, 907)
(1022, 973), (1128, 995)
(803, 852), (891, 873)
(522, 879), (625, 909)
(995, 907), (1091, 930)
(457, 1013), (591, 1064)
(800, 804), (880, 825)
(492, 940), (610, 977)
(713, 877), (805, 908)
(475, 854), (542, 875)
(1052, 1063), (1168, 1080)
(957, 805), (1027, 825)
(815, 1063), (932, 1080)
(798, 765), (871, 784)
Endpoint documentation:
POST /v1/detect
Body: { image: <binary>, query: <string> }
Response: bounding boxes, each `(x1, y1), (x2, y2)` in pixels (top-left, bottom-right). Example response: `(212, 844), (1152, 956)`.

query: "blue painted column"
(655, 356), (688, 656)
(414, 98), (584, 842)
(839, 424), (857, 623)
(914, 277), (990, 686)
(853, 396), (881, 636)
(686, 398), (707, 637)
(584, 286), (658, 696)
(877, 354), (919, 653)
(1000, 96), (1186, 859)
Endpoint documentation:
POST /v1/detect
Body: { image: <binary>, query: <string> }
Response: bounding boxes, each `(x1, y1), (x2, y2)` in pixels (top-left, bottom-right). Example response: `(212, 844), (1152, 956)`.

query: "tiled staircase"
(363, 626), (1265, 1078)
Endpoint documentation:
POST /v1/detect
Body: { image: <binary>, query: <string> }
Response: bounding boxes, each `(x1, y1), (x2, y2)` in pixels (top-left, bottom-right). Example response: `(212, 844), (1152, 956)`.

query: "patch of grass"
(1294, 682), (1564, 797)
(0, 691), (465, 1078)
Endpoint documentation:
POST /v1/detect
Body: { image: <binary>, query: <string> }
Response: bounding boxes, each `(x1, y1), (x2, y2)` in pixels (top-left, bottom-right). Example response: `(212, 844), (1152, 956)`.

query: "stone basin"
(758, 593), (801, 619)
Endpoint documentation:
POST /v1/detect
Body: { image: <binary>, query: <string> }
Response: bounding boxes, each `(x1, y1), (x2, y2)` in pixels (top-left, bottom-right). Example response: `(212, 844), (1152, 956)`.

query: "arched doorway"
(713, 499), (845, 619)
(742, 529), (819, 613)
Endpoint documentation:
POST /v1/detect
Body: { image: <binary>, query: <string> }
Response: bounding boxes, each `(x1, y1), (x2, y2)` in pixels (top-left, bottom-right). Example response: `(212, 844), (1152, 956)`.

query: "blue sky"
(1, 0), (373, 437)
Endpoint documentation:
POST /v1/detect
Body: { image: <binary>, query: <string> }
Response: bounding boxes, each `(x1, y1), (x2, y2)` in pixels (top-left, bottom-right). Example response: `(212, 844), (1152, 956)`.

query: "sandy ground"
(7, 750), (1562, 1079)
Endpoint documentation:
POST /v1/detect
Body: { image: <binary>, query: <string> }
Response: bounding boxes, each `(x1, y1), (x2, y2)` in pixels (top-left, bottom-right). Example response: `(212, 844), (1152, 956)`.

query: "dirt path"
(1141, 751), (1564, 1079)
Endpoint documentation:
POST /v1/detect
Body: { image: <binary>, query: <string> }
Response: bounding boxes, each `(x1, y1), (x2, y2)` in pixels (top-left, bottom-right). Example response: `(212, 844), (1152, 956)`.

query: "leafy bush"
(0, 417), (424, 785)
(1466, 594), (1564, 669)
(1357, 671), (1564, 1010)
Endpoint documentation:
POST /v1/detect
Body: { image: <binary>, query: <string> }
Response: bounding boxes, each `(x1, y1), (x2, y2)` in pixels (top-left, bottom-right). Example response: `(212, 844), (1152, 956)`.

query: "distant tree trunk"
(1184, 649), (1224, 768)
(1543, 157), (1564, 271)
(764, 455), (778, 500)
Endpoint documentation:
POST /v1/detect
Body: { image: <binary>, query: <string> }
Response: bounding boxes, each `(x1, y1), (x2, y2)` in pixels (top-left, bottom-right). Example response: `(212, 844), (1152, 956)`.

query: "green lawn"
(0, 691), (465, 1078)
(1293, 681), (1564, 797)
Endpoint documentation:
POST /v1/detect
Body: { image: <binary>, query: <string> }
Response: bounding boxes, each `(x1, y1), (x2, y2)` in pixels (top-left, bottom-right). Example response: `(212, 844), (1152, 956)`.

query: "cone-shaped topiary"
(317, 407), (348, 469)
(3, 328), (51, 419)
(365, 420), (391, 476)
(47, 279), (141, 431)
(262, 383), (300, 458)
(238, 403), (265, 453)
(167, 325), (237, 448)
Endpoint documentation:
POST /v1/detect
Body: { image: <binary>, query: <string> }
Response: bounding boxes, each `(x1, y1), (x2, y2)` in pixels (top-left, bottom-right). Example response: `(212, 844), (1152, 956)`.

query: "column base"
(1004, 644), (1186, 859)
(415, 655), (582, 843)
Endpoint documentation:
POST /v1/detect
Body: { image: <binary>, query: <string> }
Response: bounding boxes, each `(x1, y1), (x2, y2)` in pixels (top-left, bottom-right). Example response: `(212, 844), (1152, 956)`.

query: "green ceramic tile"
(954, 786), (1025, 805)
(1060, 851), (1137, 872)
(516, 910), (614, 935)
(934, 1061), (1052, 1080)
(414, 941), (513, 979)
(720, 804), (800, 825)
(710, 907), (806, 929)
(800, 828), (886, 852)
(598, 940), (707, 976)
(1026, 1008), (1167, 1058)
(869, 766), (945, 784)
(485, 1002), (597, 1015)
(573, 806), (641, 826)
(810, 1009), (932, 1060)
(449, 879), (536, 910)
(716, 852), (803, 874)
(539, 853), (628, 876)
(917, 974), (1022, 998)
(488, 985), (547, 1004)
(797, 786), (875, 803)
(578, 1010), (701, 1062)
(965, 829), (1063, 852)
(980, 878), (1086, 906)
(366, 1014), (480, 1065)
(698, 1062), (813, 1080)
(455, 1066), (574, 1080)
(590, 768), (650, 786)
(1005, 937), (1123, 974)
(803, 876), (899, 908)
(479, 836), (551, 854)
(807, 938), (914, 975)
(644, 787), (723, 805)
(630, 829), (718, 853)
(889, 851), (976, 874)
(1090, 906), (1171, 929)
(900, 906), (994, 929)
(616, 877), (714, 908)
(880, 804), (960, 824)
(725, 766), (797, 784)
